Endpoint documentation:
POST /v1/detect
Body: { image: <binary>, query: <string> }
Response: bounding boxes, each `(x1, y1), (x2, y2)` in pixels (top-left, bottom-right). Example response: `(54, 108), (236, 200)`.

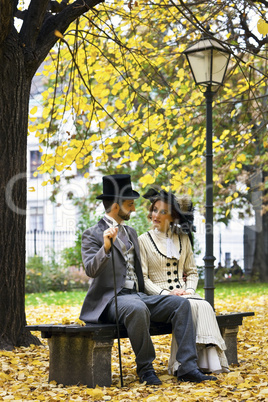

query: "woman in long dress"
(138, 188), (229, 374)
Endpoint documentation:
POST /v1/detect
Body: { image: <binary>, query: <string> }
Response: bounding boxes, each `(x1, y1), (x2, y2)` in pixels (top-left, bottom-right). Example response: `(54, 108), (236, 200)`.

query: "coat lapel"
(98, 218), (144, 292)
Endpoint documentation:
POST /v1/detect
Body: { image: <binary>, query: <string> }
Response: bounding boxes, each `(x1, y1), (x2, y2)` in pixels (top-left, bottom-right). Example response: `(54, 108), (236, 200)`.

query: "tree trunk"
(251, 170), (268, 282)
(252, 214), (268, 282)
(0, 0), (103, 351)
(0, 29), (40, 350)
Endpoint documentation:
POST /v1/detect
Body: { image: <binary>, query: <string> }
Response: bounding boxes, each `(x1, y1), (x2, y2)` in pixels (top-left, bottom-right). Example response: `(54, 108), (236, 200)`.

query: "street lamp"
(184, 36), (231, 308)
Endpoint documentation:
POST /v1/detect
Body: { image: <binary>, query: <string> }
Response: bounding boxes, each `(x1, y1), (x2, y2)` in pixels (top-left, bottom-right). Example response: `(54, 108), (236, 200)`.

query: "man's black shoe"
(177, 369), (217, 383)
(140, 370), (162, 385)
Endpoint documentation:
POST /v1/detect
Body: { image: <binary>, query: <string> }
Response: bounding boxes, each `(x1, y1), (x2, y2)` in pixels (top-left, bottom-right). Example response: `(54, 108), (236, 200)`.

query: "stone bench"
(26, 311), (254, 388)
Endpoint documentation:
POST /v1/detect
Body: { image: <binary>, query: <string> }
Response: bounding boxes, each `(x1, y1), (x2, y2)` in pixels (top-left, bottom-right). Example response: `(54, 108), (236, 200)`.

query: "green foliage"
(25, 254), (89, 293)
(129, 198), (151, 236)
(214, 266), (230, 282)
(61, 185), (102, 269)
(26, 254), (64, 293)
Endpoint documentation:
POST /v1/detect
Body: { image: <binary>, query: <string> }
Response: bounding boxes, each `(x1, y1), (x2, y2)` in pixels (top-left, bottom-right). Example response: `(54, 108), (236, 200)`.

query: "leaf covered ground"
(1, 291), (268, 401)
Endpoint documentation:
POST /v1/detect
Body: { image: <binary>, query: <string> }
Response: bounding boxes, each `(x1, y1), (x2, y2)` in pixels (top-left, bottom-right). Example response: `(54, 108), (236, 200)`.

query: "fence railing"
(26, 229), (76, 262)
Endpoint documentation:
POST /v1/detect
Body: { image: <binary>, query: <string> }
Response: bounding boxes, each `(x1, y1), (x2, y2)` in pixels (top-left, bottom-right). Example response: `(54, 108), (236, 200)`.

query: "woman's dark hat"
(96, 174), (140, 200)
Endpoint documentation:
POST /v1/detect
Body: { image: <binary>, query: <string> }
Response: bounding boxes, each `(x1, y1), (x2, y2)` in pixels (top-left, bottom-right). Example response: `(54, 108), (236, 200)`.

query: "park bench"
(26, 311), (254, 388)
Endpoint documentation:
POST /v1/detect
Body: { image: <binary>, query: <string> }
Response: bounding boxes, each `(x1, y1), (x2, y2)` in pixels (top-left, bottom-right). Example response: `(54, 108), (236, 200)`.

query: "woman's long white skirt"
(168, 297), (229, 375)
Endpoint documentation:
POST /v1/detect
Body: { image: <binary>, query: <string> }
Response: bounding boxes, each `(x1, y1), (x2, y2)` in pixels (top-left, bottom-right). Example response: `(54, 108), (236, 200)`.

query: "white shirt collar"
(152, 228), (181, 260)
(104, 214), (126, 227)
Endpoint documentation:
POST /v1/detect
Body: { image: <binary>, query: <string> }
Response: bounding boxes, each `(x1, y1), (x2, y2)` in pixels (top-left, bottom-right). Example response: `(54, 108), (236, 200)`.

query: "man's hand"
(103, 227), (118, 254)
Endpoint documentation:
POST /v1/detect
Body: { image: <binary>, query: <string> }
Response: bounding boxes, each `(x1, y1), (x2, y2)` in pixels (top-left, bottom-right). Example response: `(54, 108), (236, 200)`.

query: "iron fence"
(26, 229), (76, 263)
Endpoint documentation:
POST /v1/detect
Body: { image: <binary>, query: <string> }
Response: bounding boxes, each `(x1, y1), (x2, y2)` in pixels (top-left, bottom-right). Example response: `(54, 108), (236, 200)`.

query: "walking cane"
(110, 238), (124, 387)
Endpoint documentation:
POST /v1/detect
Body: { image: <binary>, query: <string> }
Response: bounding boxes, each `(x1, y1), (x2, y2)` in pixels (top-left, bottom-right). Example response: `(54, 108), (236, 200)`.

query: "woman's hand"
(103, 227), (118, 253)
(169, 289), (189, 296)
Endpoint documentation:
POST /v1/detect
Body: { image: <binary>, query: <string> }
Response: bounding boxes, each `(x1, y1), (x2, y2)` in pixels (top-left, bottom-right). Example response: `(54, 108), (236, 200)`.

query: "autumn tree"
(1, 0), (268, 351)
(33, 2), (268, 277)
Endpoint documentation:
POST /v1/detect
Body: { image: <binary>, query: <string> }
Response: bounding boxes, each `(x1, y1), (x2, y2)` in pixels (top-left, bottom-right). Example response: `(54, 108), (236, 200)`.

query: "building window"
(30, 150), (42, 178)
(30, 206), (44, 231)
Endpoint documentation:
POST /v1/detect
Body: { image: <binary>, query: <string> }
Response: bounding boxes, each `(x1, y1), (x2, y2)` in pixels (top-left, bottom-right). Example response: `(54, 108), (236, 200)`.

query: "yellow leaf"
(54, 30), (63, 39)
(225, 196), (233, 203)
(0, 372), (13, 381)
(177, 137), (184, 146)
(257, 18), (268, 35)
(30, 106), (38, 115)
(28, 187), (36, 192)
(237, 153), (246, 162)
(86, 388), (104, 399)
(36, 395), (46, 400)
(62, 317), (71, 324)
(31, 360), (42, 365)
(230, 109), (236, 118)
(115, 99), (125, 110)
(75, 319), (86, 326)
(17, 372), (26, 380)
(140, 174), (155, 187)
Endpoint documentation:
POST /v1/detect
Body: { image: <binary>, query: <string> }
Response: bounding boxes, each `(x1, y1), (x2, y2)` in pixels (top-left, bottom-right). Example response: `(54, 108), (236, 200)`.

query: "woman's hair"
(147, 192), (194, 235)
(147, 196), (181, 224)
(144, 188), (195, 245)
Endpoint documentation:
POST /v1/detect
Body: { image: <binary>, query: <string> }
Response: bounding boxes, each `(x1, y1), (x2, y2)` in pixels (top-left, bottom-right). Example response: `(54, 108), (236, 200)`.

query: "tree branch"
(251, 0), (268, 7)
(17, 0), (103, 74)
(240, 12), (268, 54)
(19, 0), (50, 49)
(0, 0), (15, 47)
(48, 0), (70, 13)
(34, 0), (104, 66)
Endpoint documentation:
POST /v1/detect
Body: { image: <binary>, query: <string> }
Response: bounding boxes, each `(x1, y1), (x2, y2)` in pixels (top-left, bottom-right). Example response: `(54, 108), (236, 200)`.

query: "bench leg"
(48, 335), (114, 387)
(220, 326), (239, 365)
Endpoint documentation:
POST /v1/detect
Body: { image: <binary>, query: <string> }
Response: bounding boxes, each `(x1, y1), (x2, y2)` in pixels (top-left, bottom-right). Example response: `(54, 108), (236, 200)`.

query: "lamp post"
(184, 36), (231, 308)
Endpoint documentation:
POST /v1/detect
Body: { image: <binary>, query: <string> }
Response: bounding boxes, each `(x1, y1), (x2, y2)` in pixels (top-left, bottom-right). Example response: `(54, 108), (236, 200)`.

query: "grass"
(25, 290), (86, 306)
(197, 281), (268, 299)
(25, 281), (268, 306)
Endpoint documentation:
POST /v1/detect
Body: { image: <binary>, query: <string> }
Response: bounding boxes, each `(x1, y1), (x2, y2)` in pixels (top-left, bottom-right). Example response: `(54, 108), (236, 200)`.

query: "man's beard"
(118, 208), (131, 221)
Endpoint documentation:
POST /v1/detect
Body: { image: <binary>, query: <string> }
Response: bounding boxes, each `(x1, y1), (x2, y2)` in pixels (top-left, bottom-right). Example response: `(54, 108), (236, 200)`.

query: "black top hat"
(96, 174), (140, 200)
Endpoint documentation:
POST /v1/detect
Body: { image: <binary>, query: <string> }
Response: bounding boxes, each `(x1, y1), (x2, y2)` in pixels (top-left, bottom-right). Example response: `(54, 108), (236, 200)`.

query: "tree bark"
(252, 171), (268, 282)
(0, 28), (40, 349)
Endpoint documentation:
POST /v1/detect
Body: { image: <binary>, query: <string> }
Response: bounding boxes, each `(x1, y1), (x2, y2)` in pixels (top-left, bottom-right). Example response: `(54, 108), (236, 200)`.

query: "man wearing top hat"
(80, 174), (216, 385)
